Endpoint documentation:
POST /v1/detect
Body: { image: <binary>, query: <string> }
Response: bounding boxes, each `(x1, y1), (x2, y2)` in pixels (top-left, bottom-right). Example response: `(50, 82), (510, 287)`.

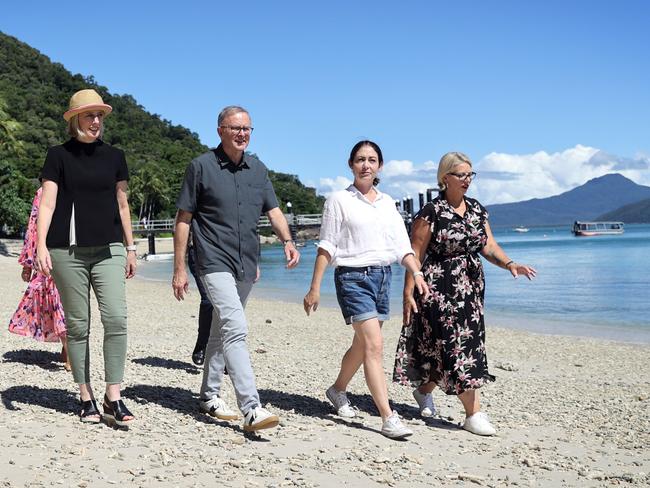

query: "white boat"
(144, 253), (174, 261)
(572, 221), (624, 236)
(513, 226), (529, 233)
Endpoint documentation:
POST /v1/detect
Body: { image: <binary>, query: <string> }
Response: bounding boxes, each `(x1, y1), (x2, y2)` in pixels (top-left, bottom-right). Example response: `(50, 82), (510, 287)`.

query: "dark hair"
(348, 140), (383, 186)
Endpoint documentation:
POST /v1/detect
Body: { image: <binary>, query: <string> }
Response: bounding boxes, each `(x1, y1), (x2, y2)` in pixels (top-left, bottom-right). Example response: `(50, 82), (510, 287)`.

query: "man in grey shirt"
(173, 105), (300, 432)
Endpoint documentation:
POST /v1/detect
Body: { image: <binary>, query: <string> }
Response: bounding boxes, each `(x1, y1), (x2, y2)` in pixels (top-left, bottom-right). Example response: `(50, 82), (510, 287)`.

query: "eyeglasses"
(220, 125), (254, 135)
(448, 171), (477, 181)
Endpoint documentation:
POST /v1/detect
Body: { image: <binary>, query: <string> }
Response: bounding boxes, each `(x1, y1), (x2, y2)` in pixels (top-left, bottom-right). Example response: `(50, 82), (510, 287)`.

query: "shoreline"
(1, 255), (648, 487)
(132, 264), (650, 346)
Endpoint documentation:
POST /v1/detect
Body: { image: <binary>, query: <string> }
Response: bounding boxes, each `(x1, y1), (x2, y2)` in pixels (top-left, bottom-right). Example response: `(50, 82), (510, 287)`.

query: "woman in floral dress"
(393, 152), (536, 436)
(9, 187), (69, 370)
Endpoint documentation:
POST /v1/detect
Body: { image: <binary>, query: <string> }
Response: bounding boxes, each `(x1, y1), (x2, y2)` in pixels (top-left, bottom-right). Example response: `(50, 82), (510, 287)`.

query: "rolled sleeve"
(317, 197), (341, 259)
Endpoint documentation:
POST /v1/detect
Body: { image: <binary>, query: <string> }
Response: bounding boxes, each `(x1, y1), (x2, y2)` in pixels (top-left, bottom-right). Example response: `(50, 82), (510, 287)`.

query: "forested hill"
(0, 31), (324, 232)
(488, 173), (650, 226)
(597, 198), (650, 223)
(486, 174), (650, 227)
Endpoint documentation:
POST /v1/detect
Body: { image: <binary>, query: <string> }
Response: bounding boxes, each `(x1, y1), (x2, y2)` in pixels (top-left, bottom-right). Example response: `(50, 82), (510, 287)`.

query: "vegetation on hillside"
(597, 198), (650, 223)
(0, 32), (324, 234)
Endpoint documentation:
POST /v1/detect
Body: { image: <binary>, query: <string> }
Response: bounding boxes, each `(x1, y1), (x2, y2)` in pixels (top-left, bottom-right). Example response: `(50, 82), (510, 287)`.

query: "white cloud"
(382, 159), (414, 177)
(317, 176), (353, 197)
(314, 145), (650, 205)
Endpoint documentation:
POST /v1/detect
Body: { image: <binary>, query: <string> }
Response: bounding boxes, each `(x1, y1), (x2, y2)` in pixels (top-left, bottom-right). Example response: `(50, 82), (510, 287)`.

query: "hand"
(35, 245), (53, 277)
(413, 274), (430, 300)
(507, 262), (537, 280)
(21, 266), (33, 282)
(125, 251), (137, 279)
(303, 288), (320, 316)
(284, 242), (300, 269)
(172, 268), (190, 301)
(403, 295), (418, 325)
(254, 265), (261, 283)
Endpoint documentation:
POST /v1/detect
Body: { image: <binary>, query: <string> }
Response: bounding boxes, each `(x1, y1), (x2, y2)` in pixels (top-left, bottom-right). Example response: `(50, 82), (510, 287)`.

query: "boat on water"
(572, 221), (624, 236)
(513, 226), (529, 233)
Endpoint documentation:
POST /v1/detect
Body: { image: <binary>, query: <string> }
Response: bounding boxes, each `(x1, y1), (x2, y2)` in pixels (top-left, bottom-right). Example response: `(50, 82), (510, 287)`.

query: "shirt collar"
(214, 144), (250, 170)
(346, 184), (385, 203)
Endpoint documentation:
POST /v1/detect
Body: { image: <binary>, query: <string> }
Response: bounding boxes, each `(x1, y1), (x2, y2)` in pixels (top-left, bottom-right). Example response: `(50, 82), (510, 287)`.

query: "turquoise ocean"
(137, 224), (650, 343)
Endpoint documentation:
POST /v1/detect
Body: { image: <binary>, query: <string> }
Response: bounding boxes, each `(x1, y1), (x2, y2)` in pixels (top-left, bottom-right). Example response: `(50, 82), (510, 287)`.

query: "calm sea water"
(137, 224), (650, 343)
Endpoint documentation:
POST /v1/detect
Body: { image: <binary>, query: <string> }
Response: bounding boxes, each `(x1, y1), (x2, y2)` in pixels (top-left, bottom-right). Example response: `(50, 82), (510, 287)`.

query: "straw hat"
(63, 89), (113, 121)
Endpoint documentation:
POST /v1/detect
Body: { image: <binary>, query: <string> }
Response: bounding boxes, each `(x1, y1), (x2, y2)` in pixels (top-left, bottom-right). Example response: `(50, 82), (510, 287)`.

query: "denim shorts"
(334, 265), (392, 325)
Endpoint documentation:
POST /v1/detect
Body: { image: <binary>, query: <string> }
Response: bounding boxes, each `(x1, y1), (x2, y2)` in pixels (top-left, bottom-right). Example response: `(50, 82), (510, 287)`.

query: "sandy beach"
(1, 252), (648, 488)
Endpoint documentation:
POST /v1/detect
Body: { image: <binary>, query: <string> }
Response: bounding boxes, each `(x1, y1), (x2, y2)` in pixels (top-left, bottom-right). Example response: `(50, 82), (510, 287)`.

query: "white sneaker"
(381, 411), (413, 439)
(325, 386), (356, 418)
(412, 389), (436, 418)
(199, 395), (239, 421)
(243, 406), (280, 432)
(463, 412), (496, 436)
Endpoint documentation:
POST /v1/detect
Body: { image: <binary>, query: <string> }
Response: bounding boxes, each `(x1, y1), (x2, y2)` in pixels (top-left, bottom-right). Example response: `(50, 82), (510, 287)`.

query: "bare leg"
(458, 389), (480, 417)
(77, 383), (100, 420)
(332, 332), (364, 392)
(61, 337), (71, 371)
(352, 319), (392, 420)
(105, 383), (134, 420)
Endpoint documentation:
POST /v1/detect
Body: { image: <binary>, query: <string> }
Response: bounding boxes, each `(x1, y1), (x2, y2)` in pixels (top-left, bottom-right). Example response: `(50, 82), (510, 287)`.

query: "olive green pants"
(50, 244), (127, 384)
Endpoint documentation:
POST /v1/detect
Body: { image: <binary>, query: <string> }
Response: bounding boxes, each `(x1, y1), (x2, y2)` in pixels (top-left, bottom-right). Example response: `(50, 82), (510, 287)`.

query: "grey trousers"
(199, 272), (259, 414)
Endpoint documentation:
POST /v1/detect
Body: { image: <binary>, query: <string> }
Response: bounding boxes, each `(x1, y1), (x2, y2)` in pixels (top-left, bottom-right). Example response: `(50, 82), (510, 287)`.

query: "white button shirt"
(318, 185), (414, 267)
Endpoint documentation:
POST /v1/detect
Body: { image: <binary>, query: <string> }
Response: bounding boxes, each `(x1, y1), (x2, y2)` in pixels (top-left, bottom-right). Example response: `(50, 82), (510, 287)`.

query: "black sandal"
(79, 399), (101, 423)
(102, 395), (135, 427)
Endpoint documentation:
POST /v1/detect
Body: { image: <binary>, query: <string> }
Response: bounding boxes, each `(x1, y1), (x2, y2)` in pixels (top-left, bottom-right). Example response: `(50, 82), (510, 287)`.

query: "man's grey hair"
(217, 106), (250, 126)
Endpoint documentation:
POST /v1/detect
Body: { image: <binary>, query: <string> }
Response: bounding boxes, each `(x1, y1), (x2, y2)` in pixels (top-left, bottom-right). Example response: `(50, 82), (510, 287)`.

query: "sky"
(2, 1), (649, 206)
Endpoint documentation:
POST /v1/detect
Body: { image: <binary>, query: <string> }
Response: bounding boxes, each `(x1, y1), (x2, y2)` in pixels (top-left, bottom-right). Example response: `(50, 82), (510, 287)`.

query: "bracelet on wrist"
(125, 244), (137, 252)
(283, 239), (295, 246)
(504, 260), (514, 268)
(413, 271), (424, 278)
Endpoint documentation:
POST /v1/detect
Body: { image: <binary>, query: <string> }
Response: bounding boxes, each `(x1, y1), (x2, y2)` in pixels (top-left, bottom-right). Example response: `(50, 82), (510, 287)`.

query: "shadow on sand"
(131, 356), (201, 375)
(3, 348), (64, 371)
(1, 385), (77, 414)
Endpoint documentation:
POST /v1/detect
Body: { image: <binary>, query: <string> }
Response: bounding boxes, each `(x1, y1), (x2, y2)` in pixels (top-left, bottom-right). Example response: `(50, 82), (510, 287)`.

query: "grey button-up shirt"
(177, 144), (279, 281)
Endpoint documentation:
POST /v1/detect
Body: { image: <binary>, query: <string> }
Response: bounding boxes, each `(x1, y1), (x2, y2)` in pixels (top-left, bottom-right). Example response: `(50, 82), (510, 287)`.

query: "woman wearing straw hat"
(36, 89), (137, 426)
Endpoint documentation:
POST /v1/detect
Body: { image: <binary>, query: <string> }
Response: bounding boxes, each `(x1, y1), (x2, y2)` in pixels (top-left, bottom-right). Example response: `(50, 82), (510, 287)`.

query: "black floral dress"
(393, 196), (495, 395)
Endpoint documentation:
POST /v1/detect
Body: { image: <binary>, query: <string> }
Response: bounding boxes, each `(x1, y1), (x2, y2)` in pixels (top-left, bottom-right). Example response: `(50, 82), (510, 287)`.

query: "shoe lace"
(387, 411), (403, 425)
(333, 390), (350, 406)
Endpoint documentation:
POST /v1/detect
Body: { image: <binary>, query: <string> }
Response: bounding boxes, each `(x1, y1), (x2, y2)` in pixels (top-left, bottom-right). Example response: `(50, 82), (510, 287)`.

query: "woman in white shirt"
(304, 140), (428, 439)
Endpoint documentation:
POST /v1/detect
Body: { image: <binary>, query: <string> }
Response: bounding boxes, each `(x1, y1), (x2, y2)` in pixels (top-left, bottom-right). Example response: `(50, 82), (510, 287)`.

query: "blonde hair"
(67, 113), (104, 140)
(437, 152), (472, 191)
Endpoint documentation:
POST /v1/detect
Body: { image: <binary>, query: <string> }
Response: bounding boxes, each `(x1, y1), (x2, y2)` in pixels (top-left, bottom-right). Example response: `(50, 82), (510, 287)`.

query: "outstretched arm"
(480, 221), (537, 279)
(266, 207), (300, 268)
(403, 218), (432, 324)
(303, 248), (331, 316)
(117, 180), (137, 279)
(172, 209), (193, 300)
(35, 180), (58, 276)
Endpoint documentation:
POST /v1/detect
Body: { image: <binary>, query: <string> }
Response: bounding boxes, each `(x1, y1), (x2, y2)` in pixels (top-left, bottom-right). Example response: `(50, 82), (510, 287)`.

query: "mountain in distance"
(597, 197), (650, 223)
(486, 174), (650, 227)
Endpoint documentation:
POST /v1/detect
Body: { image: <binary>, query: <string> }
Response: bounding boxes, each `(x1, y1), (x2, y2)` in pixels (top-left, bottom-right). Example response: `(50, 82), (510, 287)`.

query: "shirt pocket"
(244, 183), (266, 209)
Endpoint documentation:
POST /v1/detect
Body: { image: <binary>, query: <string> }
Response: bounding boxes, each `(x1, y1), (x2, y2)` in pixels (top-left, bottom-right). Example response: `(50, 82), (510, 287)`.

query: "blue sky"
(2, 1), (649, 204)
